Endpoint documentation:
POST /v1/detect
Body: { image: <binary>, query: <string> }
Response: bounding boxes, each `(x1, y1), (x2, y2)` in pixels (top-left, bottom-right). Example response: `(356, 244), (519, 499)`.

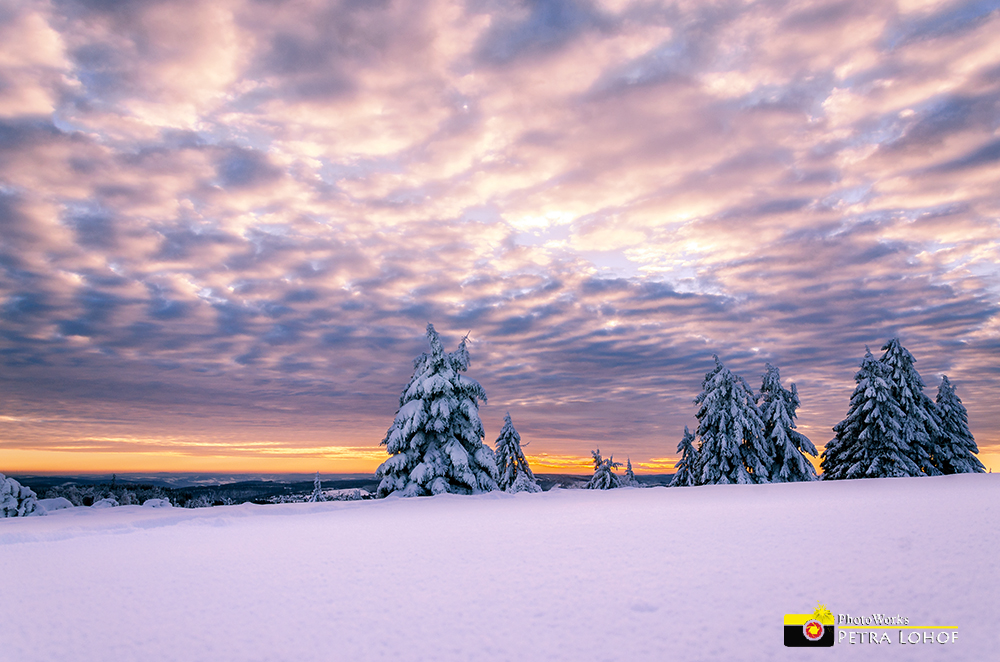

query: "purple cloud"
(0, 0), (997, 472)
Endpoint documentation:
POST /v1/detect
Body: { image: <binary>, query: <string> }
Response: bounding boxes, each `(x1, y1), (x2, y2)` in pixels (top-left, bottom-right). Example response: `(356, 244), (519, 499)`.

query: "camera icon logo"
(784, 603), (835, 647)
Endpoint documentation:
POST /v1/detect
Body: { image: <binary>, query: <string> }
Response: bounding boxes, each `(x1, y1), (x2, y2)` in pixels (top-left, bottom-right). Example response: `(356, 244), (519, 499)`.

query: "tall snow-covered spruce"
(759, 364), (817, 482)
(822, 348), (919, 480)
(494, 412), (541, 493)
(934, 376), (985, 474)
(694, 356), (770, 484)
(376, 324), (499, 497)
(587, 449), (622, 489)
(879, 338), (941, 476)
(670, 426), (698, 487)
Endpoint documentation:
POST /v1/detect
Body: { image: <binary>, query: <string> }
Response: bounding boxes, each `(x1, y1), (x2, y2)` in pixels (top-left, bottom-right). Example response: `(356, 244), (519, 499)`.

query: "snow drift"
(1, 474), (996, 661)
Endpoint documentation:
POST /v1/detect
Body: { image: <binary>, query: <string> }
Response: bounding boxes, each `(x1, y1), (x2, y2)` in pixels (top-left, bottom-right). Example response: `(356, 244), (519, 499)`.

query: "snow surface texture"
(1, 475), (997, 661)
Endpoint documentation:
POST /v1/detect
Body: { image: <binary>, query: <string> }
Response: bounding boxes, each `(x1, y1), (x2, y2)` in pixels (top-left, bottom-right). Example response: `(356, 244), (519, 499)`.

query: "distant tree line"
(9, 476), (377, 512)
(41, 478), (377, 508)
(44, 479), (173, 507)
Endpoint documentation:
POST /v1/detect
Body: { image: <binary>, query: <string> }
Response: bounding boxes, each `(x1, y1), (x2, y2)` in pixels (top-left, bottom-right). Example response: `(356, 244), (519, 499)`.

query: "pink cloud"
(1, 0), (997, 471)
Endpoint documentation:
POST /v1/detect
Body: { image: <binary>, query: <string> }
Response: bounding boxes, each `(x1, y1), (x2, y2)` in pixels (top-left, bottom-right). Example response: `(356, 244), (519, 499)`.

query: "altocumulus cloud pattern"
(0, 0), (998, 471)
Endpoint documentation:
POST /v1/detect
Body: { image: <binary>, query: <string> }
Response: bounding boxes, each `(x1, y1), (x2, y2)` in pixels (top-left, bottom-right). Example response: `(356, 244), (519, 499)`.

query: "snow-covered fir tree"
(0, 473), (38, 517)
(308, 472), (326, 502)
(933, 375), (985, 474)
(376, 324), (499, 497)
(759, 364), (817, 482)
(508, 470), (543, 493)
(879, 338), (941, 475)
(694, 356), (770, 484)
(822, 348), (920, 480)
(587, 449), (622, 489)
(494, 412), (541, 493)
(622, 458), (640, 487)
(670, 426), (699, 487)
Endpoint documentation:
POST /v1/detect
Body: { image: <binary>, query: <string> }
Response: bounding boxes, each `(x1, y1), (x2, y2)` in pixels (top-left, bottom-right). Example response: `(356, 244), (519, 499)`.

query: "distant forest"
(15, 473), (676, 508)
(24, 475), (378, 508)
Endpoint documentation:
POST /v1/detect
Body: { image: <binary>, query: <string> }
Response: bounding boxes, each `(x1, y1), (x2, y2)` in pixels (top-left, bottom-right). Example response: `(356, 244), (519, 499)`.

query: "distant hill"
(9, 472), (378, 489)
(11, 472), (676, 506)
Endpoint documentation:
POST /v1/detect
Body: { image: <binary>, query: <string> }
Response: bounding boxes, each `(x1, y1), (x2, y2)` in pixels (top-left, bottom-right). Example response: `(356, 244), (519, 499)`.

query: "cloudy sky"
(1, 0), (998, 475)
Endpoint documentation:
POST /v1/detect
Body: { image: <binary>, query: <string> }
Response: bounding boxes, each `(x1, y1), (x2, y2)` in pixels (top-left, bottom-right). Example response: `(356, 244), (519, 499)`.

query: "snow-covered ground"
(2, 474), (997, 661)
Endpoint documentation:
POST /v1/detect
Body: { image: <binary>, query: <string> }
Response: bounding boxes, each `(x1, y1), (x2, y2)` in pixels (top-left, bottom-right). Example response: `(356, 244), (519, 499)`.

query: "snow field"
(1, 474), (997, 661)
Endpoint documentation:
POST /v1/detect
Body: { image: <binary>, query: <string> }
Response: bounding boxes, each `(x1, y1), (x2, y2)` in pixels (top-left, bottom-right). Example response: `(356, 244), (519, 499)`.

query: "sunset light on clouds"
(1, 0), (998, 474)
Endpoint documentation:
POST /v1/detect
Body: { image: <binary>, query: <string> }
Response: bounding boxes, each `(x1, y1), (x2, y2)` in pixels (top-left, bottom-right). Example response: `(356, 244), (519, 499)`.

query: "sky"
(1, 0), (998, 475)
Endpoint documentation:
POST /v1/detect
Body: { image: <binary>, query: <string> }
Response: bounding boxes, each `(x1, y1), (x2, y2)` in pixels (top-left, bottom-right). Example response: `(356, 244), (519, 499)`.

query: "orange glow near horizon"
(636, 457), (679, 472)
(3, 447), (997, 476)
(2, 436), (996, 476)
(524, 453), (595, 474)
(1, 447), (621, 476)
(975, 450), (1000, 475)
(0, 448), (384, 475)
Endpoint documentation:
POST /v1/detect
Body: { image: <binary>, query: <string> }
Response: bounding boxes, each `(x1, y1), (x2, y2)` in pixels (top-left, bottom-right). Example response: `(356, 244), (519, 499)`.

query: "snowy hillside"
(1, 474), (997, 661)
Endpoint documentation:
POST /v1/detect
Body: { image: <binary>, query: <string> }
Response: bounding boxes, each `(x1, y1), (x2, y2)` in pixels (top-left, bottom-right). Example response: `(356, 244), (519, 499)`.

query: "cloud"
(886, 0), (1000, 47)
(215, 146), (283, 188)
(474, 0), (614, 65)
(928, 137), (1000, 171)
(0, 0), (998, 471)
